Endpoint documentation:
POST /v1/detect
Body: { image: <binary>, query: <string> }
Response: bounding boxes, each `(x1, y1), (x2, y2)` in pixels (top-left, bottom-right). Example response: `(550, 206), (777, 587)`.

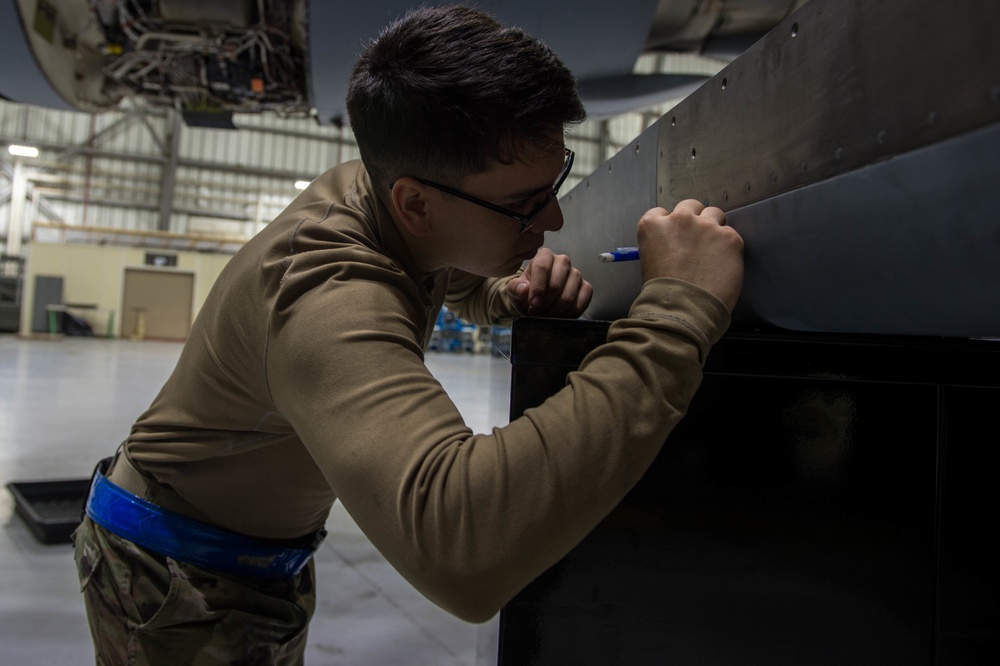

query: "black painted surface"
(936, 387), (1000, 664)
(499, 318), (1000, 665)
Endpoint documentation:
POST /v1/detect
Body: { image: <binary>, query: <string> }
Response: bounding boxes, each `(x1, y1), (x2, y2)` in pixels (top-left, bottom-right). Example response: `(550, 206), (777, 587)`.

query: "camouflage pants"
(72, 516), (316, 665)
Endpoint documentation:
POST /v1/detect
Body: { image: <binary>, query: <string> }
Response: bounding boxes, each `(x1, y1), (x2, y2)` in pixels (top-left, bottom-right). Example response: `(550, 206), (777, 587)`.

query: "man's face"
(428, 142), (568, 277)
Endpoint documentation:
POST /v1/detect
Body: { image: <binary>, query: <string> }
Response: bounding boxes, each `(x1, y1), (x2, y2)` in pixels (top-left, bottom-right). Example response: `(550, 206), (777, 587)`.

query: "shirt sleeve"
(443, 268), (520, 324)
(266, 266), (730, 623)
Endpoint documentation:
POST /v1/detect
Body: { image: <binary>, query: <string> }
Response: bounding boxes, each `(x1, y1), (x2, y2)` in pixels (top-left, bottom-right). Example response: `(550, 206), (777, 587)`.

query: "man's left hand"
(508, 248), (593, 317)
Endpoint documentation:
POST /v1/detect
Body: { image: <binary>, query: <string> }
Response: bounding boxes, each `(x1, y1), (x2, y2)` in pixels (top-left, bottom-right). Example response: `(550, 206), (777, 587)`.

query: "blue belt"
(85, 470), (319, 578)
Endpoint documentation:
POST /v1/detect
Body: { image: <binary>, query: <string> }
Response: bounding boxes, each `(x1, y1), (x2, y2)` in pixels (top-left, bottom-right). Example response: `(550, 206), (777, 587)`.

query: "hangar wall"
(19, 242), (231, 338)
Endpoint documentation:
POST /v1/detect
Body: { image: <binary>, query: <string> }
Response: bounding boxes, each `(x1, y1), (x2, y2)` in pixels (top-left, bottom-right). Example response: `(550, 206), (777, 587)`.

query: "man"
(74, 5), (743, 664)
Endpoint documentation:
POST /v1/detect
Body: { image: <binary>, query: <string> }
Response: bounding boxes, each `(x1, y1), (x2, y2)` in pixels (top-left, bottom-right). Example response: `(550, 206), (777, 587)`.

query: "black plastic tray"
(7, 478), (90, 544)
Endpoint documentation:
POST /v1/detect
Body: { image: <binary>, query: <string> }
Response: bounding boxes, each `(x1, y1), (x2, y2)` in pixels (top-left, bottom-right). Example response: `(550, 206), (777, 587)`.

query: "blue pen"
(597, 246), (640, 263)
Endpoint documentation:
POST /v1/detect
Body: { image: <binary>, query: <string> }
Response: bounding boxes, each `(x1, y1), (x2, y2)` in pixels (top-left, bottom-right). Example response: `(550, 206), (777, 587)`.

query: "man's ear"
(390, 178), (434, 237)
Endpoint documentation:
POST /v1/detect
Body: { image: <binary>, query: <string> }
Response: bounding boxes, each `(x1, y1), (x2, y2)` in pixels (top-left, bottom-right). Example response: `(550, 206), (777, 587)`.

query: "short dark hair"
(346, 5), (586, 192)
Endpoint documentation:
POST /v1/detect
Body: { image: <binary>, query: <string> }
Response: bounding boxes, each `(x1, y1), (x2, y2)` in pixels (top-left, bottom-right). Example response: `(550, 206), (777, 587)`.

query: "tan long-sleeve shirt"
(124, 160), (730, 621)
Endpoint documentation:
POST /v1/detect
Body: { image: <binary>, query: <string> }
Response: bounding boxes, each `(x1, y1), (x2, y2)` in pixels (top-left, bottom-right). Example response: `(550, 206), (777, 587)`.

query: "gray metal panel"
(558, 117), (1000, 337)
(729, 121), (1000, 337)
(549, 122), (661, 318)
(658, 0), (1000, 212)
(551, 0), (1000, 338)
(560, 117), (1000, 337)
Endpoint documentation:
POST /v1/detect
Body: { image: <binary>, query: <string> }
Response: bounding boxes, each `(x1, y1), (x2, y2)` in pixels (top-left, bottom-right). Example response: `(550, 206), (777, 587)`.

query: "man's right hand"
(636, 200), (745, 311)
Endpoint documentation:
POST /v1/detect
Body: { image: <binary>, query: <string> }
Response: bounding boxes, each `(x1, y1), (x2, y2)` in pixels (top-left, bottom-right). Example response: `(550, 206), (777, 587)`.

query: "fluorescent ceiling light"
(8, 145), (39, 158)
(294, 180), (311, 190)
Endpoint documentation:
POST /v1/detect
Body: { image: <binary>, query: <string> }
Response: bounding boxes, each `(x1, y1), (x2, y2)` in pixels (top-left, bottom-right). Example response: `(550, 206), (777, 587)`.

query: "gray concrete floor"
(0, 334), (511, 665)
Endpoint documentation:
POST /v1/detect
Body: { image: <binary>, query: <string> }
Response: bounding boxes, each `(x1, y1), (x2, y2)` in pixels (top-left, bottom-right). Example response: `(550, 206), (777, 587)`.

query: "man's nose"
(529, 199), (564, 234)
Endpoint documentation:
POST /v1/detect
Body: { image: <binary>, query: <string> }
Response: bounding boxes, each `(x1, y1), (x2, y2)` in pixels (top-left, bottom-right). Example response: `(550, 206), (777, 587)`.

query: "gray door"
(31, 275), (63, 333)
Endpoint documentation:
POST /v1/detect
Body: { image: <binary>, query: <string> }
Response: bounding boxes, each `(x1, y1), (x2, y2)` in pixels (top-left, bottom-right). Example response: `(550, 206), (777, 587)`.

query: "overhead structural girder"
(552, 0), (1000, 339)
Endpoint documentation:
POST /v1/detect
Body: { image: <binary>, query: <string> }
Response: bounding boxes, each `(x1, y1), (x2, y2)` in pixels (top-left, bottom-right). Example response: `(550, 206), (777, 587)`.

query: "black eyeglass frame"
(409, 149), (575, 234)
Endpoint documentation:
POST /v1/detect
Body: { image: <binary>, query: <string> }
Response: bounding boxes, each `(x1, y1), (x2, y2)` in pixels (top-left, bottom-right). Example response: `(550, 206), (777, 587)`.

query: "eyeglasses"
(412, 149), (574, 234)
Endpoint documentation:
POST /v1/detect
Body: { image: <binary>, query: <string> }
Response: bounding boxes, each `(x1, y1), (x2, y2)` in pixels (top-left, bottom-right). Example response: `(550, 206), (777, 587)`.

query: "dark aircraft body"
(0, 0), (808, 125)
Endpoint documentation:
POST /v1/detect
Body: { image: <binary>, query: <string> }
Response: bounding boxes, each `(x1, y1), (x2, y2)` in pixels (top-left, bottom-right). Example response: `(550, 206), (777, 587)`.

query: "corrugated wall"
(0, 101), (353, 244)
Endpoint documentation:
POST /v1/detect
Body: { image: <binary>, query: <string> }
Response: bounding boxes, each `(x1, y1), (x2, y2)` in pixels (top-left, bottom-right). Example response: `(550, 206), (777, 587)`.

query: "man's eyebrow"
(501, 147), (567, 200)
